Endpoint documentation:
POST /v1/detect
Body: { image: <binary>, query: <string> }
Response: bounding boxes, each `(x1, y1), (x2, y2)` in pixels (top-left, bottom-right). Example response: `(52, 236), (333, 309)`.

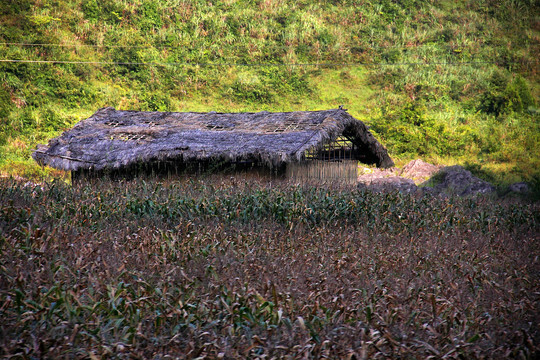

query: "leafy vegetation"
(0, 0), (538, 185)
(1, 177), (539, 358)
(0, 1), (539, 356)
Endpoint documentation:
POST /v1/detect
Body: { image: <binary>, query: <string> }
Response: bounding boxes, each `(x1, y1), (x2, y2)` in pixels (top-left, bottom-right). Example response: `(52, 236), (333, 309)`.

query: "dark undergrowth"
(1, 176), (539, 358)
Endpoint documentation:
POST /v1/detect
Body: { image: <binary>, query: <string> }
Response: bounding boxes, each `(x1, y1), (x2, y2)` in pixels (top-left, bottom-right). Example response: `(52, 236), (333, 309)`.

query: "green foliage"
(0, 0), (32, 15)
(226, 67), (310, 104)
(0, 85), (11, 119)
(136, 1), (163, 31)
(477, 71), (510, 116)
(507, 75), (535, 111)
(262, 67), (311, 96)
(477, 72), (536, 116)
(0, 0), (538, 183)
(139, 92), (171, 111)
(371, 102), (476, 158)
(228, 73), (275, 103)
(81, 0), (124, 24)
(463, 162), (498, 184)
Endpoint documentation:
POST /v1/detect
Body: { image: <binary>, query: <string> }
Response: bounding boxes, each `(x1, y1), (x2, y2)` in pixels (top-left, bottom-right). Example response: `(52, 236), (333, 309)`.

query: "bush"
(136, 1), (163, 31)
(139, 92), (171, 112)
(81, 0), (124, 24)
(260, 67), (311, 96)
(226, 68), (311, 104)
(228, 74), (275, 103)
(477, 88), (510, 117)
(477, 72), (535, 116)
(381, 48), (401, 63)
(371, 102), (432, 156)
(371, 102), (476, 157)
(506, 75), (535, 112)
(0, 86), (12, 120)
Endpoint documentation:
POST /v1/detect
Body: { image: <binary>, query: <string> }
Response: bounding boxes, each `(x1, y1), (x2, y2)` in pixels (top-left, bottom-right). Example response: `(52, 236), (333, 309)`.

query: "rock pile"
(358, 160), (496, 197)
(400, 159), (441, 183)
(430, 166), (495, 196)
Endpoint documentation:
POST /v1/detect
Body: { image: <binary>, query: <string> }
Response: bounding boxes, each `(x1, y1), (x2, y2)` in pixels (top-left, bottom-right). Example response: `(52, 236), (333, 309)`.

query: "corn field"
(1, 176), (539, 359)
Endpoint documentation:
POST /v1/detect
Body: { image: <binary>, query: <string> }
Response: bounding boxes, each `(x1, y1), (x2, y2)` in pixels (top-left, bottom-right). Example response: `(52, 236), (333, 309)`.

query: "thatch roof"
(32, 107), (394, 172)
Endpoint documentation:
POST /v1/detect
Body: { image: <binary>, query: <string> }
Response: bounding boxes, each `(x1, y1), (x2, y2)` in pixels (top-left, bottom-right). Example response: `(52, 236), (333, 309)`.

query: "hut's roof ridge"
(33, 107), (394, 172)
(96, 106), (339, 114)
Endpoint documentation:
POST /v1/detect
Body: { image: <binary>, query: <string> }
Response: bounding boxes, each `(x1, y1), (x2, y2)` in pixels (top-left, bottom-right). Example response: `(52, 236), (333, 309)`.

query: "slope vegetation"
(0, 0), (538, 185)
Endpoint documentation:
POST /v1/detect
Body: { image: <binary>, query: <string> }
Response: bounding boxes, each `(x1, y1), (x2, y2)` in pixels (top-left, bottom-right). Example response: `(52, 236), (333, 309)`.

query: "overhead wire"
(0, 41), (536, 67)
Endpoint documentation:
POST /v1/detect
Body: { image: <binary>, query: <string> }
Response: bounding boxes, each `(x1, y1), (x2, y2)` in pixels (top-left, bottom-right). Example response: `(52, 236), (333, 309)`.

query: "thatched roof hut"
(32, 107), (394, 176)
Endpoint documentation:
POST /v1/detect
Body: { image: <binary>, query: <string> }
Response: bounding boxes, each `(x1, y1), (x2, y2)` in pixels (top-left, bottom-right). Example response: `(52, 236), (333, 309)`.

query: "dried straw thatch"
(32, 107), (394, 173)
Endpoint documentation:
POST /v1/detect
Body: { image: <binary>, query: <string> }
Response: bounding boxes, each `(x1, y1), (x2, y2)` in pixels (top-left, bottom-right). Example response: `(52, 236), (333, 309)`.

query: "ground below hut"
(358, 159), (529, 197)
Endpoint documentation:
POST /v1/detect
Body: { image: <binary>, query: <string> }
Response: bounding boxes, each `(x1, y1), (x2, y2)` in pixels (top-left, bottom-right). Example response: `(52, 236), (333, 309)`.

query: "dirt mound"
(358, 159), (440, 186)
(431, 166), (495, 196)
(358, 160), (496, 197)
(357, 167), (399, 183)
(399, 159), (441, 183)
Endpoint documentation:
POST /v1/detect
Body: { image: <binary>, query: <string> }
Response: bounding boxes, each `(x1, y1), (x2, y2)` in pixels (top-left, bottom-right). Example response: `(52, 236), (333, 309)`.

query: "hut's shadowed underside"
(72, 159), (286, 182)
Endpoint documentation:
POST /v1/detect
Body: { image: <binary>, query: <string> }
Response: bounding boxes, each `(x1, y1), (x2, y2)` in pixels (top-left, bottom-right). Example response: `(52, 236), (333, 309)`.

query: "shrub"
(226, 67), (311, 104)
(136, 1), (163, 31)
(477, 88), (511, 117)
(371, 101), (479, 158)
(371, 102), (439, 156)
(477, 72), (536, 116)
(226, 73), (273, 103)
(506, 75), (535, 112)
(381, 48), (401, 63)
(0, 85), (11, 120)
(259, 67), (311, 96)
(139, 92), (171, 112)
(81, 0), (124, 24)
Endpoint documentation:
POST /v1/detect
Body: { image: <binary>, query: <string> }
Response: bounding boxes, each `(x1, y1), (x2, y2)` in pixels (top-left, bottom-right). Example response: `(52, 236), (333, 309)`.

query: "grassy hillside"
(0, 0), (538, 184)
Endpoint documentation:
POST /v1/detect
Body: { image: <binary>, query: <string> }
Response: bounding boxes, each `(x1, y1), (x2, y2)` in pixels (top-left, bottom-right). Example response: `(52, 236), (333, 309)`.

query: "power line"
(0, 58), (534, 67)
(1, 42), (157, 49)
